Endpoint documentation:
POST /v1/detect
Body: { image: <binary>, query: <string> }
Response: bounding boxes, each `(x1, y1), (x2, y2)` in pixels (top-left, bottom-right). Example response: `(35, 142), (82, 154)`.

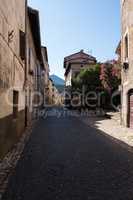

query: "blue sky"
(28, 0), (120, 79)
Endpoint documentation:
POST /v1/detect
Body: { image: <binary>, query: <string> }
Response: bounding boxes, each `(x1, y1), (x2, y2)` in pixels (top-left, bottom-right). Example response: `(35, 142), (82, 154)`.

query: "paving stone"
(2, 109), (133, 200)
(0, 123), (34, 196)
(82, 112), (133, 149)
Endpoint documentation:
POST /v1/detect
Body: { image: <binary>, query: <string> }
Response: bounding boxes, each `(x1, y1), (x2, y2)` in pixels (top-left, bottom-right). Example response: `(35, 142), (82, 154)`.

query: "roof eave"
(28, 7), (42, 62)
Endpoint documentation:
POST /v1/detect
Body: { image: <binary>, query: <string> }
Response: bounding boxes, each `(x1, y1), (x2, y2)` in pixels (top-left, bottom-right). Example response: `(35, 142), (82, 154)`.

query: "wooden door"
(129, 94), (133, 129)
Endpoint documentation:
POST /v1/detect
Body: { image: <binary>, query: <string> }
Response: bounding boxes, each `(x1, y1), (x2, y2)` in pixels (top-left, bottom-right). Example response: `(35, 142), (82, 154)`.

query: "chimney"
(80, 49), (84, 53)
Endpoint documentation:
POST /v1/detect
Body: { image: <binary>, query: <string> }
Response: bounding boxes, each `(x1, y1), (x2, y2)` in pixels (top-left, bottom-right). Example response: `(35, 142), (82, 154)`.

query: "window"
(13, 91), (19, 119)
(19, 30), (26, 60)
(125, 34), (129, 60)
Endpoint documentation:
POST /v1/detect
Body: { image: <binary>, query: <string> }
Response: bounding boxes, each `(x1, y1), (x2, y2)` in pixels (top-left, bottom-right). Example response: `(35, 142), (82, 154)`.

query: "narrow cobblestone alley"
(2, 109), (133, 200)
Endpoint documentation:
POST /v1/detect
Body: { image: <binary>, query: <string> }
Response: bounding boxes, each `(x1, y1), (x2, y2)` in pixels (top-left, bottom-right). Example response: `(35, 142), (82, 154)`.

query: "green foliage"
(72, 64), (102, 92)
(71, 61), (121, 109)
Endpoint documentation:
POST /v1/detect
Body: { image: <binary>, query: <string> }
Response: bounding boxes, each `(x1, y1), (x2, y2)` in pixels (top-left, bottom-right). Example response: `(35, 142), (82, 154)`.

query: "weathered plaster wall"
(121, 0), (133, 126)
(0, 0), (26, 158)
(26, 17), (39, 122)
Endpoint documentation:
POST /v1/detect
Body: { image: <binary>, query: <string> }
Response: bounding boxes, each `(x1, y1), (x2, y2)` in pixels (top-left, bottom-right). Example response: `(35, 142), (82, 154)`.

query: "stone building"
(47, 78), (55, 105)
(64, 50), (97, 88)
(0, 2), (47, 158)
(0, 0), (26, 158)
(47, 78), (61, 106)
(26, 7), (44, 122)
(121, 0), (133, 128)
(64, 50), (97, 106)
(41, 46), (50, 106)
(53, 86), (62, 105)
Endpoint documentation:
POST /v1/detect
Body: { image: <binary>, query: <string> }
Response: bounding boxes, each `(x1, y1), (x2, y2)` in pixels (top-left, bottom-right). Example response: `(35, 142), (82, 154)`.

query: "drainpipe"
(25, 0), (28, 127)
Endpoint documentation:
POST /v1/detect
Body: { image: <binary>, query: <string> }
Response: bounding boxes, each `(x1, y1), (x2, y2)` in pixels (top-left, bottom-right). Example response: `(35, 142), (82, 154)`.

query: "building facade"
(121, 0), (133, 128)
(64, 50), (97, 87)
(0, 0), (26, 158)
(41, 46), (50, 106)
(26, 7), (44, 122)
(48, 78), (55, 105)
(46, 78), (61, 106)
(0, 3), (49, 158)
(53, 86), (62, 105)
(64, 50), (97, 106)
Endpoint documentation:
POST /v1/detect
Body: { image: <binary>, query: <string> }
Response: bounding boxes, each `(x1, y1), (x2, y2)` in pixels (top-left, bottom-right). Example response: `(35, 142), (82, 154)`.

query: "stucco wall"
(65, 63), (96, 87)
(0, 0), (26, 158)
(121, 0), (133, 126)
(26, 17), (39, 121)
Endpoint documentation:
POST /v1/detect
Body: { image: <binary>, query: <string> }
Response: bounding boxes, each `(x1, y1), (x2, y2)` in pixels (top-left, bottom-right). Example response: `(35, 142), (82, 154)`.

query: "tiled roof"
(64, 50), (96, 68)
(64, 51), (96, 62)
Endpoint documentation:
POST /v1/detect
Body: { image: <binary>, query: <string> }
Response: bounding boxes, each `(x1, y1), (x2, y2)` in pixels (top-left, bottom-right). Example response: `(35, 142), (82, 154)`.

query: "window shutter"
(20, 30), (26, 60)
(13, 91), (19, 119)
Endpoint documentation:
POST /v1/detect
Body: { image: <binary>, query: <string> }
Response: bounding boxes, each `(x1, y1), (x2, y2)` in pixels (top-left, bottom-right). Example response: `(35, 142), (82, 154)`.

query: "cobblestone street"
(2, 109), (133, 200)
